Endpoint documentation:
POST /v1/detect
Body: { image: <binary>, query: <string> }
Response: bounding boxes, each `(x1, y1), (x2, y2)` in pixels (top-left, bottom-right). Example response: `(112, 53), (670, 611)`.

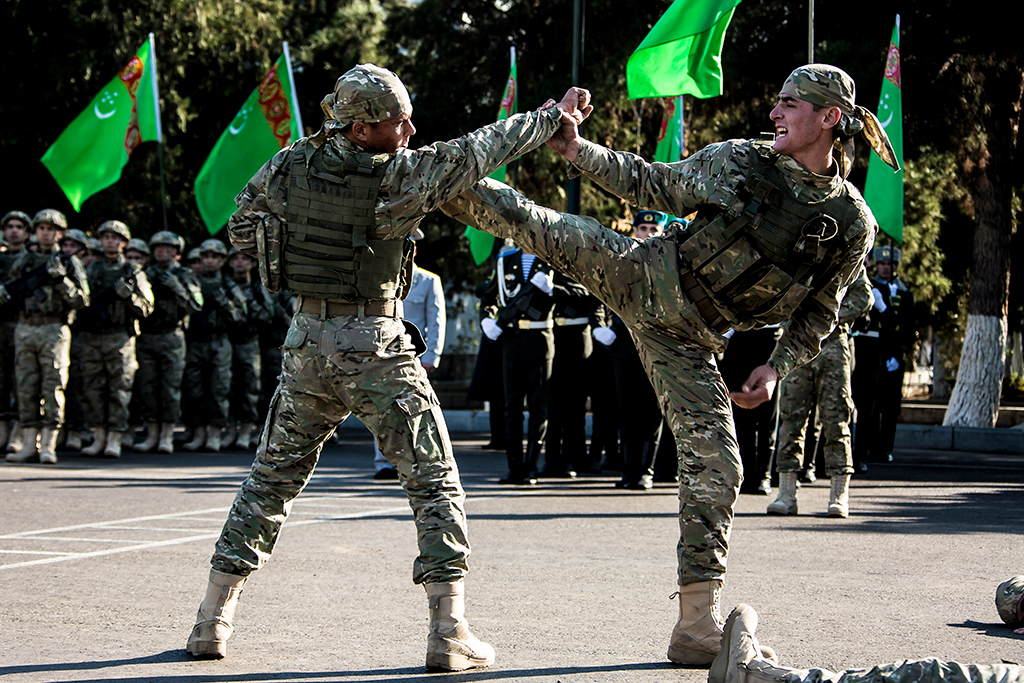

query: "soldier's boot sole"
(425, 582), (495, 672)
(186, 570), (246, 660)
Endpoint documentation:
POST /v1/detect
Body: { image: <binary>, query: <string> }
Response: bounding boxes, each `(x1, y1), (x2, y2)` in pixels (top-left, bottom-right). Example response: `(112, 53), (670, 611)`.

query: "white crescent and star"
(94, 90), (118, 119)
(229, 107), (250, 135)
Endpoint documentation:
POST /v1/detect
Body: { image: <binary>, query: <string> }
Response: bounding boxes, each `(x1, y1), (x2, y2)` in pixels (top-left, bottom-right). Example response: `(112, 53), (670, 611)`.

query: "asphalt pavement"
(0, 432), (1021, 683)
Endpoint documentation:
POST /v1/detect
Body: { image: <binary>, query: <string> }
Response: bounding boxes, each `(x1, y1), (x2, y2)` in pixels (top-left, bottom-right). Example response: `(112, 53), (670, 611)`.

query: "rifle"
(0, 254), (71, 314)
(77, 272), (138, 332)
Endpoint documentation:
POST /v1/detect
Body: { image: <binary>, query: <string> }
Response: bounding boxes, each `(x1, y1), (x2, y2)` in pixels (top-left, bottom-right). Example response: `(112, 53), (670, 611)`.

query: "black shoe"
(373, 468), (399, 480)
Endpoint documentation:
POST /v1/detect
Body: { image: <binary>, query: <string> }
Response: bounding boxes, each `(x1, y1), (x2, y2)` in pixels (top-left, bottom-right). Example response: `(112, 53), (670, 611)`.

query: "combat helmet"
(872, 245), (902, 264)
(61, 229), (90, 248)
(126, 238), (151, 256)
(97, 220), (131, 242)
(2, 210), (31, 230)
(187, 247), (203, 262)
(86, 237), (103, 253)
(32, 209), (68, 230)
(996, 576), (1024, 627)
(150, 230), (185, 252)
(199, 238), (228, 256)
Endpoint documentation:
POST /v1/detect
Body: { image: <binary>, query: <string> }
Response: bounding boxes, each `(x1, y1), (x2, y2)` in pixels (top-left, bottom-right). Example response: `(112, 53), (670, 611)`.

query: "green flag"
(655, 96), (684, 163)
(627, 0), (741, 100)
(465, 48), (517, 265)
(864, 16), (904, 243)
(196, 50), (302, 234)
(41, 35), (162, 211)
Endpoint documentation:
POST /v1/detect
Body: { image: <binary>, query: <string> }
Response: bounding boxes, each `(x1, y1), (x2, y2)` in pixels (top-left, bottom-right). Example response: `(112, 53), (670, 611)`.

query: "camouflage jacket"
(568, 138), (876, 379)
(228, 273), (275, 345)
(141, 261), (203, 333)
(5, 246), (90, 323)
(81, 255), (155, 334)
(228, 107), (564, 265)
(187, 271), (245, 341)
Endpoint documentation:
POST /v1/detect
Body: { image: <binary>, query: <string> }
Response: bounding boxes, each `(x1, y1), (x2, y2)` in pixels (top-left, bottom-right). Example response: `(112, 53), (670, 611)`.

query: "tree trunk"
(943, 314), (1007, 426)
(942, 55), (1021, 428)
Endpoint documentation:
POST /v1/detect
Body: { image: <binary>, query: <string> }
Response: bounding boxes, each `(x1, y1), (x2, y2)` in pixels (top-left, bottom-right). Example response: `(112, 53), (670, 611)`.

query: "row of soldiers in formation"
(0, 208), (295, 464)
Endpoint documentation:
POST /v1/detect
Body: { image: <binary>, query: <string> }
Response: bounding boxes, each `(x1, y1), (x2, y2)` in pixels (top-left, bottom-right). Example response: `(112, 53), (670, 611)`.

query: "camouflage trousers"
(443, 184), (738, 584)
(183, 335), (232, 429)
(135, 330), (186, 424)
(211, 311), (470, 585)
(762, 658), (1022, 683)
(81, 331), (138, 432)
(775, 333), (855, 476)
(14, 321), (71, 428)
(0, 321), (17, 421)
(230, 337), (261, 424)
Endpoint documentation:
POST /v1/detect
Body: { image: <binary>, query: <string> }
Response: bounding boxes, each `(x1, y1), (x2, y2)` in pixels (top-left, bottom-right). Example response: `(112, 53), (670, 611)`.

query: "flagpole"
(283, 42), (304, 136)
(807, 0), (814, 62)
(148, 32), (169, 232)
(567, 0), (584, 214)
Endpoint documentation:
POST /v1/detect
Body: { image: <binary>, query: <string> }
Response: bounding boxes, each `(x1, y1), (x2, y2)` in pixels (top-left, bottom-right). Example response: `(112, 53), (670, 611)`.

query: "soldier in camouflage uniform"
(258, 288), (295, 422)
(225, 248), (275, 449)
(78, 221), (154, 459)
(134, 231), (203, 454)
(0, 210), (30, 450)
(441, 64), (898, 666)
(124, 238), (150, 268)
(711, 604), (1023, 683)
(182, 239), (243, 453)
(58, 229), (93, 451)
(3, 209), (89, 463)
(185, 63), (590, 670)
(768, 267), (872, 518)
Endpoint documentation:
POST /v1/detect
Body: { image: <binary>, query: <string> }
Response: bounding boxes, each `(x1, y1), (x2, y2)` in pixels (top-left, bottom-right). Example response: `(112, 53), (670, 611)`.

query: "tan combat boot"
(5, 427), (39, 463)
(65, 430), (83, 451)
(81, 427), (107, 457)
(157, 423), (176, 454)
(221, 423), (237, 449)
(234, 423), (255, 450)
(186, 569), (247, 659)
(134, 422), (160, 453)
(667, 579), (725, 666)
(205, 426), (222, 453)
(766, 471), (798, 515)
(38, 427), (59, 464)
(121, 429), (135, 448)
(183, 426), (206, 451)
(104, 431), (124, 458)
(424, 581), (495, 671)
(6, 421), (22, 453)
(827, 474), (851, 518)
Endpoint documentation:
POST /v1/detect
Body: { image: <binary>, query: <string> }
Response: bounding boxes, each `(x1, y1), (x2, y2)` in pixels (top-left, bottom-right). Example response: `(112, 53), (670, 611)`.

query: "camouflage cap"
(126, 238), (151, 255)
(61, 229), (90, 247)
(2, 211), (31, 230)
(98, 220), (131, 241)
(996, 576), (1024, 627)
(780, 64), (899, 177)
(321, 63), (412, 126)
(149, 230), (184, 251)
(633, 210), (670, 228)
(199, 238), (228, 256)
(872, 245), (901, 264)
(32, 209), (68, 230)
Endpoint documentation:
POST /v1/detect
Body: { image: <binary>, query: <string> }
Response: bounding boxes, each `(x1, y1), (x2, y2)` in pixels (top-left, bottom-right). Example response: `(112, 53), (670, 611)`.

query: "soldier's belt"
(19, 315), (62, 326)
(554, 317), (589, 327)
(299, 296), (403, 319)
(512, 319), (554, 330)
(679, 271), (732, 335)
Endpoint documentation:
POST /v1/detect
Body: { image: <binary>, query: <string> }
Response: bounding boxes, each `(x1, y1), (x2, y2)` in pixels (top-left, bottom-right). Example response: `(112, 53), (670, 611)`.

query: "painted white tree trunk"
(943, 314), (1007, 427)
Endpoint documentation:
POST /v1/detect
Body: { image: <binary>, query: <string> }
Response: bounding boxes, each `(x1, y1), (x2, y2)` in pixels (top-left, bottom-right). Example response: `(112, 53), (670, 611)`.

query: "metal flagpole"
(282, 41), (304, 135)
(148, 32), (169, 232)
(808, 0), (815, 62)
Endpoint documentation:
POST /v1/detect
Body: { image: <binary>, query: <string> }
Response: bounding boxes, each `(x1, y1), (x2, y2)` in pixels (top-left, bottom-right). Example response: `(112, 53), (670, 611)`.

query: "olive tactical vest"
(281, 140), (413, 301)
(676, 141), (863, 328)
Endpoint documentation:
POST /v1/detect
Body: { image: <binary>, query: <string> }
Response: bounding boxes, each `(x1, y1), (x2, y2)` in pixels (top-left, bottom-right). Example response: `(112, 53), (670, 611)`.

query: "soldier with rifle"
(3, 209), (89, 464)
(0, 210), (31, 452)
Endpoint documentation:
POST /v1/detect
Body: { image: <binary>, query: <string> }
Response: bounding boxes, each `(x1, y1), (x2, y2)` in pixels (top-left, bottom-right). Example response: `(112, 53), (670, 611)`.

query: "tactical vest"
(15, 249), (77, 321)
(142, 264), (190, 332)
(80, 258), (139, 331)
(280, 140), (413, 301)
(676, 141), (863, 328)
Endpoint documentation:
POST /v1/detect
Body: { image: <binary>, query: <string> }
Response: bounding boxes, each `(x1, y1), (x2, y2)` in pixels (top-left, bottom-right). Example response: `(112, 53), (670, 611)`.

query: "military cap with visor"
(633, 211), (671, 228)
(872, 245), (902, 265)
(32, 209), (68, 230)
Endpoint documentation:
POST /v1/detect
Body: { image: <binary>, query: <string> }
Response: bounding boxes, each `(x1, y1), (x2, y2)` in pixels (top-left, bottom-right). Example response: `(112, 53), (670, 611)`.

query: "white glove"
(481, 318), (502, 340)
(529, 270), (554, 295)
(592, 326), (616, 346)
(888, 282), (898, 297)
(871, 288), (887, 313)
(886, 356), (900, 372)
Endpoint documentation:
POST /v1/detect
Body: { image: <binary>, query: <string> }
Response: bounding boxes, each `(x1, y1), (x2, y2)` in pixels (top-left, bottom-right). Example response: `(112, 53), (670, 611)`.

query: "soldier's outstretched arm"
(227, 147), (291, 259)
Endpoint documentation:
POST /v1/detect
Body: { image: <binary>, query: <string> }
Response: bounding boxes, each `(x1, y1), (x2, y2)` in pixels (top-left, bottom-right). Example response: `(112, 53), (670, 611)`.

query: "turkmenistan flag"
(864, 16), (904, 243)
(41, 34), (162, 211)
(465, 47), (517, 265)
(655, 96), (684, 163)
(627, 0), (741, 100)
(196, 48), (302, 234)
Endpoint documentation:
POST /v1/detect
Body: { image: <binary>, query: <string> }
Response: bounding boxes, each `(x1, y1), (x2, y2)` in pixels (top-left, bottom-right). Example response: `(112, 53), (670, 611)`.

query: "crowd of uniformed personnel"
(0, 208), (296, 464)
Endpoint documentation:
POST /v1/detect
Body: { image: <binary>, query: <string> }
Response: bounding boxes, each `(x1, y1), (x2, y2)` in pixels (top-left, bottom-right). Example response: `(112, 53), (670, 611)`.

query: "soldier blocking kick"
(442, 64), (898, 665)
(185, 63), (591, 670)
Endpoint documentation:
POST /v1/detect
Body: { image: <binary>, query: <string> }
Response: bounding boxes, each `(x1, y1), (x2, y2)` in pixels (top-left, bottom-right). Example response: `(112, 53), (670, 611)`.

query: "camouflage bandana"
(320, 64), (412, 133)
(781, 64), (899, 178)
(996, 576), (1024, 627)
